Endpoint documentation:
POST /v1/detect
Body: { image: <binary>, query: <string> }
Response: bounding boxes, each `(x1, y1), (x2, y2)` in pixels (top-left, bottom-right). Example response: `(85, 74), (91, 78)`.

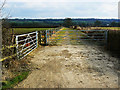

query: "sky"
(2, 0), (120, 19)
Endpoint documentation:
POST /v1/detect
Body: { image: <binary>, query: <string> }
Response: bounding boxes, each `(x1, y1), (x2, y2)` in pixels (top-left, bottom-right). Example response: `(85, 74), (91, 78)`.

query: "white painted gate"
(16, 31), (38, 59)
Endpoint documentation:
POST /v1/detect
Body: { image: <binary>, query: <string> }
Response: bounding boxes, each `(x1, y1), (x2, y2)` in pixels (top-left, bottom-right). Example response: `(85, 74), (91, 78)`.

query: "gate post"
(47, 30), (49, 44)
(16, 35), (19, 59)
(46, 30), (48, 45)
(36, 31), (38, 48)
(39, 31), (42, 45)
(77, 30), (78, 41)
(105, 30), (108, 46)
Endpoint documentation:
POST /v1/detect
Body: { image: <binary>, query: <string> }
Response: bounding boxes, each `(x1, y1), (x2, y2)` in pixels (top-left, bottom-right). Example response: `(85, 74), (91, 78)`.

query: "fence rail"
(0, 28), (108, 61)
(45, 29), (108, 45)
(1, 44), (16, 51)
(0, 54), (17, 62)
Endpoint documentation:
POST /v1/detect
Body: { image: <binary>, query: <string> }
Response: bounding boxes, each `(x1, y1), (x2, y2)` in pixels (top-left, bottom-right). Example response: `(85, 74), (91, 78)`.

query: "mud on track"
(15, 29), (119, 88)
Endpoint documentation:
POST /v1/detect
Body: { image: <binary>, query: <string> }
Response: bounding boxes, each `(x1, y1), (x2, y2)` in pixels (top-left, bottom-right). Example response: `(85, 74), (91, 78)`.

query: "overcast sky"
(2, 0), (120, 19)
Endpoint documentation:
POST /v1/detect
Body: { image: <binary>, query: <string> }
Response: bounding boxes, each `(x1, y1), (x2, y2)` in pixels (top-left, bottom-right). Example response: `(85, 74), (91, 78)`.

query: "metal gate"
(16, 31), (38, 59)
(39, 29), (59, 45)
(45, 29), (108, 45)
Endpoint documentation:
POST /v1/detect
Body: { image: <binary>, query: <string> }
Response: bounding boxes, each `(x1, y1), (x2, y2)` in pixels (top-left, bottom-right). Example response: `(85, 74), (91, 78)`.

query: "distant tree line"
(10, 21), (62, 28)
(8, 18), (120, 28)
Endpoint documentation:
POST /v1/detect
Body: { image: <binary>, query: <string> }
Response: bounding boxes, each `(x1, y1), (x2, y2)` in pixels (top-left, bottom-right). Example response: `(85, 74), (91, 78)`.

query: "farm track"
(15, 30), (119, 88)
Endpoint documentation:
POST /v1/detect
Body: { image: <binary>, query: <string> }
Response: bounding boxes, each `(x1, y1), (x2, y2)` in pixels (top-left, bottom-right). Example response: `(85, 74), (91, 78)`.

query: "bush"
(107, 30), (120, 54)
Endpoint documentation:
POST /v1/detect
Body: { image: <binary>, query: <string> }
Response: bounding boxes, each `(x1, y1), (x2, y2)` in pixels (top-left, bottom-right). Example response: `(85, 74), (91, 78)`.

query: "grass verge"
(2, 71), (29, 89)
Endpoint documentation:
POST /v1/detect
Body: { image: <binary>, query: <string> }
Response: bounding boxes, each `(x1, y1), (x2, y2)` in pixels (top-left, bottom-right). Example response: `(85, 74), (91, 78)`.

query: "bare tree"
(0, 0), (6, 10)
(0, 0), (6, 18)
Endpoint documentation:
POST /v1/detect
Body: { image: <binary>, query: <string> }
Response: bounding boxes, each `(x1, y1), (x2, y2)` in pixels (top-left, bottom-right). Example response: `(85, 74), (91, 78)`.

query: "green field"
(92, 27), (120, 30)
(13, 27), (120, 35)
(13, 28), (55, 34)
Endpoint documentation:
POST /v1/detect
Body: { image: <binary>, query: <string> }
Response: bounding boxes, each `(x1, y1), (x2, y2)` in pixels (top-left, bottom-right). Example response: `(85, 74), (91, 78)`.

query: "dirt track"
(15, 30), (119, 88)
(15, 45), (118, 88)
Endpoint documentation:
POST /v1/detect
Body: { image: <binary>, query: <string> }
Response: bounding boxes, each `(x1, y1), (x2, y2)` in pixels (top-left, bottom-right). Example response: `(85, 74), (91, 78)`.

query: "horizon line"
(10, 17), (118, 19)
